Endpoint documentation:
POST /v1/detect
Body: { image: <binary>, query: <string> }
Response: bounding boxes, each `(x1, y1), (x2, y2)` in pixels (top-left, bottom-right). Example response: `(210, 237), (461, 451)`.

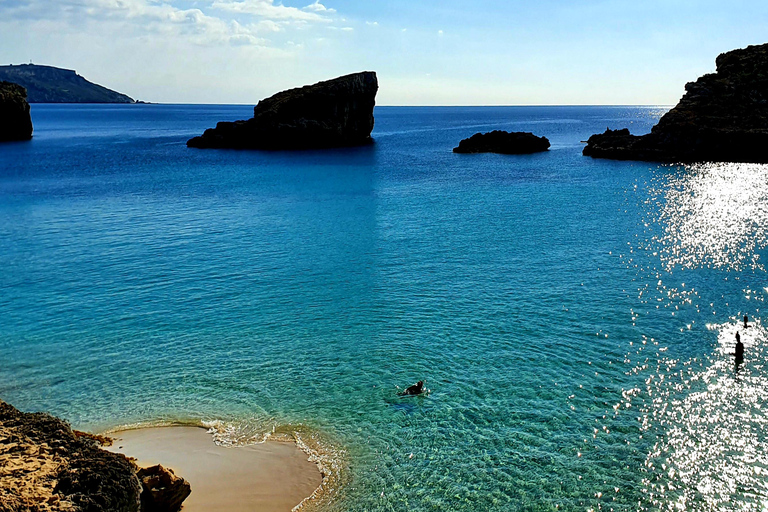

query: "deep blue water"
(2, 105), (768, 511)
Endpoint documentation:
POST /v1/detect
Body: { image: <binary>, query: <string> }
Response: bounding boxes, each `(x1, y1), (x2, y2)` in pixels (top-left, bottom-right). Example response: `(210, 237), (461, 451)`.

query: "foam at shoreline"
(104, 423), (340, 512)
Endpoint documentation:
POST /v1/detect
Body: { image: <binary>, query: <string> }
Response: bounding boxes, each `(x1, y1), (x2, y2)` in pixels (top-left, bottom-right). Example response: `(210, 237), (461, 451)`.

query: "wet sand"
(105, 426), (322, 512)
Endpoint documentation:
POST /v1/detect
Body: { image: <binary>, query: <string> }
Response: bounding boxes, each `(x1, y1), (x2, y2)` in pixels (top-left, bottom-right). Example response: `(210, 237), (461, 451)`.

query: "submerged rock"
(0, 81), (33, 141)
(453, 130), (550, 154)
(0, 400), (141, 512)
(583, 43), (768, 162)
(137, 465), (191, 512)
(187, 71), (378, 150)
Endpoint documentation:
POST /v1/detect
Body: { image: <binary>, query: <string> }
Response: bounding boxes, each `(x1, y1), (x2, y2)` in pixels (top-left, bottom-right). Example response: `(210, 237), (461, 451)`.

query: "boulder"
(187, 71), (378, 149)
(0, 400), (141, 512)
(136, 465), (191, 512)
(0, 81), (33, 141)
(583, 43), (768, 162)
(453, 130), (550, 154)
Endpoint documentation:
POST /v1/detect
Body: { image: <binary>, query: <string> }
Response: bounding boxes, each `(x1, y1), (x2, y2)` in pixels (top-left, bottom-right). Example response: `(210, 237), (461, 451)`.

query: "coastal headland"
(583, 43), (768, 162)
(0, 64), (135, 104)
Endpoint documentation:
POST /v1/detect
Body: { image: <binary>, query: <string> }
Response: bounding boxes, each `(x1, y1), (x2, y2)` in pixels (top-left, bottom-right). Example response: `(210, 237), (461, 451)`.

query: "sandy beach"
(105, 427), (322, 512)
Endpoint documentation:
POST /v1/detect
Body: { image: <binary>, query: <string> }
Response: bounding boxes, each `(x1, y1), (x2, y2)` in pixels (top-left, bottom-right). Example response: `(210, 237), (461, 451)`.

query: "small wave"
(106, 417), (347, 512)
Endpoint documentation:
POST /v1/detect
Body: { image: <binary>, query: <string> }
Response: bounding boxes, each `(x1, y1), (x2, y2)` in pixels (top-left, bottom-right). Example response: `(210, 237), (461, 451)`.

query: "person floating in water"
(744, 314), (749, 328)
(399, 380), (425, 396)
(735, 331), (744, 364)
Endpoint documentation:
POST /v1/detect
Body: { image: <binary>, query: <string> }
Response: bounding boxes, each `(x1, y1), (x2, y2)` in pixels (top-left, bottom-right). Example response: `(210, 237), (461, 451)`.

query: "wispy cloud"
(210, 0), (333, 22)
(1, 0), (337, 47)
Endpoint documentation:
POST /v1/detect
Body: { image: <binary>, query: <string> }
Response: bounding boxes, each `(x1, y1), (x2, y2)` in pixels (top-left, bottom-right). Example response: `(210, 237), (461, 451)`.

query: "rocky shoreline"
(0, 82), (33, 141)
(0, 401), (189, 512)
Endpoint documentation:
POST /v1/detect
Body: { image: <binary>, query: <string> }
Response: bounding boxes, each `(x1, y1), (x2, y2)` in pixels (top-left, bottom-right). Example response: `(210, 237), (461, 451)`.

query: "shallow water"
(1, 105), (766, 510)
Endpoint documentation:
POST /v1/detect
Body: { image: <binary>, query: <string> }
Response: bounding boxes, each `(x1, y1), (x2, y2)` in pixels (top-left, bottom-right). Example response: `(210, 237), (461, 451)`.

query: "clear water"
(2, 104), (767, 511)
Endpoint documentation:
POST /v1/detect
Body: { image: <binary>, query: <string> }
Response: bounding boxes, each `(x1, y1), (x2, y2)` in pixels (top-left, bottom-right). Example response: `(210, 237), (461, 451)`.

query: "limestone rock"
(187, 71), (378, 149)
(583, 43), (768, 162)
(136, 465), (191, 512)
(453, 130), (550, 154)
(0, 81), (33, 141)
(0, 401), (141, 512)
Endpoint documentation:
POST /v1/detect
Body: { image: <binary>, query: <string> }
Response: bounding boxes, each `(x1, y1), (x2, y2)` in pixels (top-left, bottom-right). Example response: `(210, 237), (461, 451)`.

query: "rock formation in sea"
(187, 71), (378, 150)
(136, 465), (191, 512)
(0, 81), (33, 141)
(0, 401), (191, 512)
(583, 43), (768, 162)
(453, 130), (550, 154)
(0, 64), (135, 103)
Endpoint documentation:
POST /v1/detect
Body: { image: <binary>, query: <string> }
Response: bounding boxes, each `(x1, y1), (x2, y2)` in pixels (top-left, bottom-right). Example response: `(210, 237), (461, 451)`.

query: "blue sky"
(1, 0), (767, 104)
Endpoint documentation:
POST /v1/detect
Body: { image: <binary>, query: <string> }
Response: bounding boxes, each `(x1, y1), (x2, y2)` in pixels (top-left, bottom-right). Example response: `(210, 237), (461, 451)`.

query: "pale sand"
(105, 426), (322, 512)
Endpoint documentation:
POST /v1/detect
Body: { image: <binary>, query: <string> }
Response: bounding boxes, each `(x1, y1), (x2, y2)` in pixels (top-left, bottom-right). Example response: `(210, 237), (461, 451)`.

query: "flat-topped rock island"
(187, 71), (378, 150)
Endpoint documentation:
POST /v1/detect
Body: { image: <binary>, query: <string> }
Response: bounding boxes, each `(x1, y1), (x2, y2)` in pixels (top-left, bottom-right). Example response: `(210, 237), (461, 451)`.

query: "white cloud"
(365, 21), (378, 26)
(210, 0), (331, 22)
(303, 1), (335, 13)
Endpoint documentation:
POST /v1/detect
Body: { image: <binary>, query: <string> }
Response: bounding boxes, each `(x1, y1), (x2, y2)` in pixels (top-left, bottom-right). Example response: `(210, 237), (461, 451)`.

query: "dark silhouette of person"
(744, 315), (749, 328)
(400, 380), (425, 396)
(735, 331), (744, 364)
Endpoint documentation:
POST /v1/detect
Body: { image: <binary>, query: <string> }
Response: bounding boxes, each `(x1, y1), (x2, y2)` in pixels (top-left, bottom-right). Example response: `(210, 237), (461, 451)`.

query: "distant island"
(0, 64), (135, 103)
(583, 43), (768, 163)
(187, 71), (378, 150)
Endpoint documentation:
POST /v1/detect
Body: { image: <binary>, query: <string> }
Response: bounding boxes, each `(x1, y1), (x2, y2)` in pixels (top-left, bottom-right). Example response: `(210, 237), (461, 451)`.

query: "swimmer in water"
(399, 380), (425, 396)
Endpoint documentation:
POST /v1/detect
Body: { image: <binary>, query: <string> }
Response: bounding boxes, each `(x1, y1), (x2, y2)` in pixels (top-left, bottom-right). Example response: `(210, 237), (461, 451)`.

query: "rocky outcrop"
(187, 71), (378, 150)
(453, 130), (550, 154)
(0, 401), (141, 512)
(136, 465), (191, 512)
(0, 82), (33, 141)
(583, 43), (768, 162)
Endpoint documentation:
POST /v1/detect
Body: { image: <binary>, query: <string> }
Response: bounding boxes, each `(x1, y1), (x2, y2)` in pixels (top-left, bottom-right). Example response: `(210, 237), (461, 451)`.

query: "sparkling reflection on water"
(631, 163), (768, 511)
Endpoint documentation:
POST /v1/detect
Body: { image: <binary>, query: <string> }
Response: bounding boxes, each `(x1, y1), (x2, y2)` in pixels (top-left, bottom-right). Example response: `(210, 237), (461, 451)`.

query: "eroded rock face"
(136, 465), (191, 512)
(188, 71), (378, 149)
(583, 43), (768, 162)
(0, 401), (141, 512)
(0, 81), (33, 141)
(453, 130), (550, 154)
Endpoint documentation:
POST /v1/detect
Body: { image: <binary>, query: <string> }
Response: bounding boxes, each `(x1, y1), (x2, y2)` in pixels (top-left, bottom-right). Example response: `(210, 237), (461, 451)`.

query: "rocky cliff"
(187, 71), (378, 149)
(453, 131), (550, 154)
(0, 401), (141, 512)
(0, 82), (33, 141)
(0, 64), (134, 103)
(583, 43), (768, 162)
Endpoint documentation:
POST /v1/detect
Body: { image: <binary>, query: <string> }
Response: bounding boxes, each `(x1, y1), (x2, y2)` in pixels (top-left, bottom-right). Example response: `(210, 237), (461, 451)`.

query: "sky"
(1, 0), (767, 105)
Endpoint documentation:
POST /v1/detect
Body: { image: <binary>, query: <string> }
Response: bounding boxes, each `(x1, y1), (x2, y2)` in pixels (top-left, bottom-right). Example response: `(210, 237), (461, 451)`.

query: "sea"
(2, 104), (768, 511)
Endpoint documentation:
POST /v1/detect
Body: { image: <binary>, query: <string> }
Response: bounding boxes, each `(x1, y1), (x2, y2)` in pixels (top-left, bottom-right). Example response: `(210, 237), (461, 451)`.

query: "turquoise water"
(2, 105), (768, 511)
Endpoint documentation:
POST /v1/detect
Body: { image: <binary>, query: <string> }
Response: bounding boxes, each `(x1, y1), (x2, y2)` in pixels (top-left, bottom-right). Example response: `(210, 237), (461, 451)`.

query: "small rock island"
(187, 71), (378, 150)
(583, 43), (768, 163)
(453, 131), (550, 154)
(0, 81), (33, 141)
